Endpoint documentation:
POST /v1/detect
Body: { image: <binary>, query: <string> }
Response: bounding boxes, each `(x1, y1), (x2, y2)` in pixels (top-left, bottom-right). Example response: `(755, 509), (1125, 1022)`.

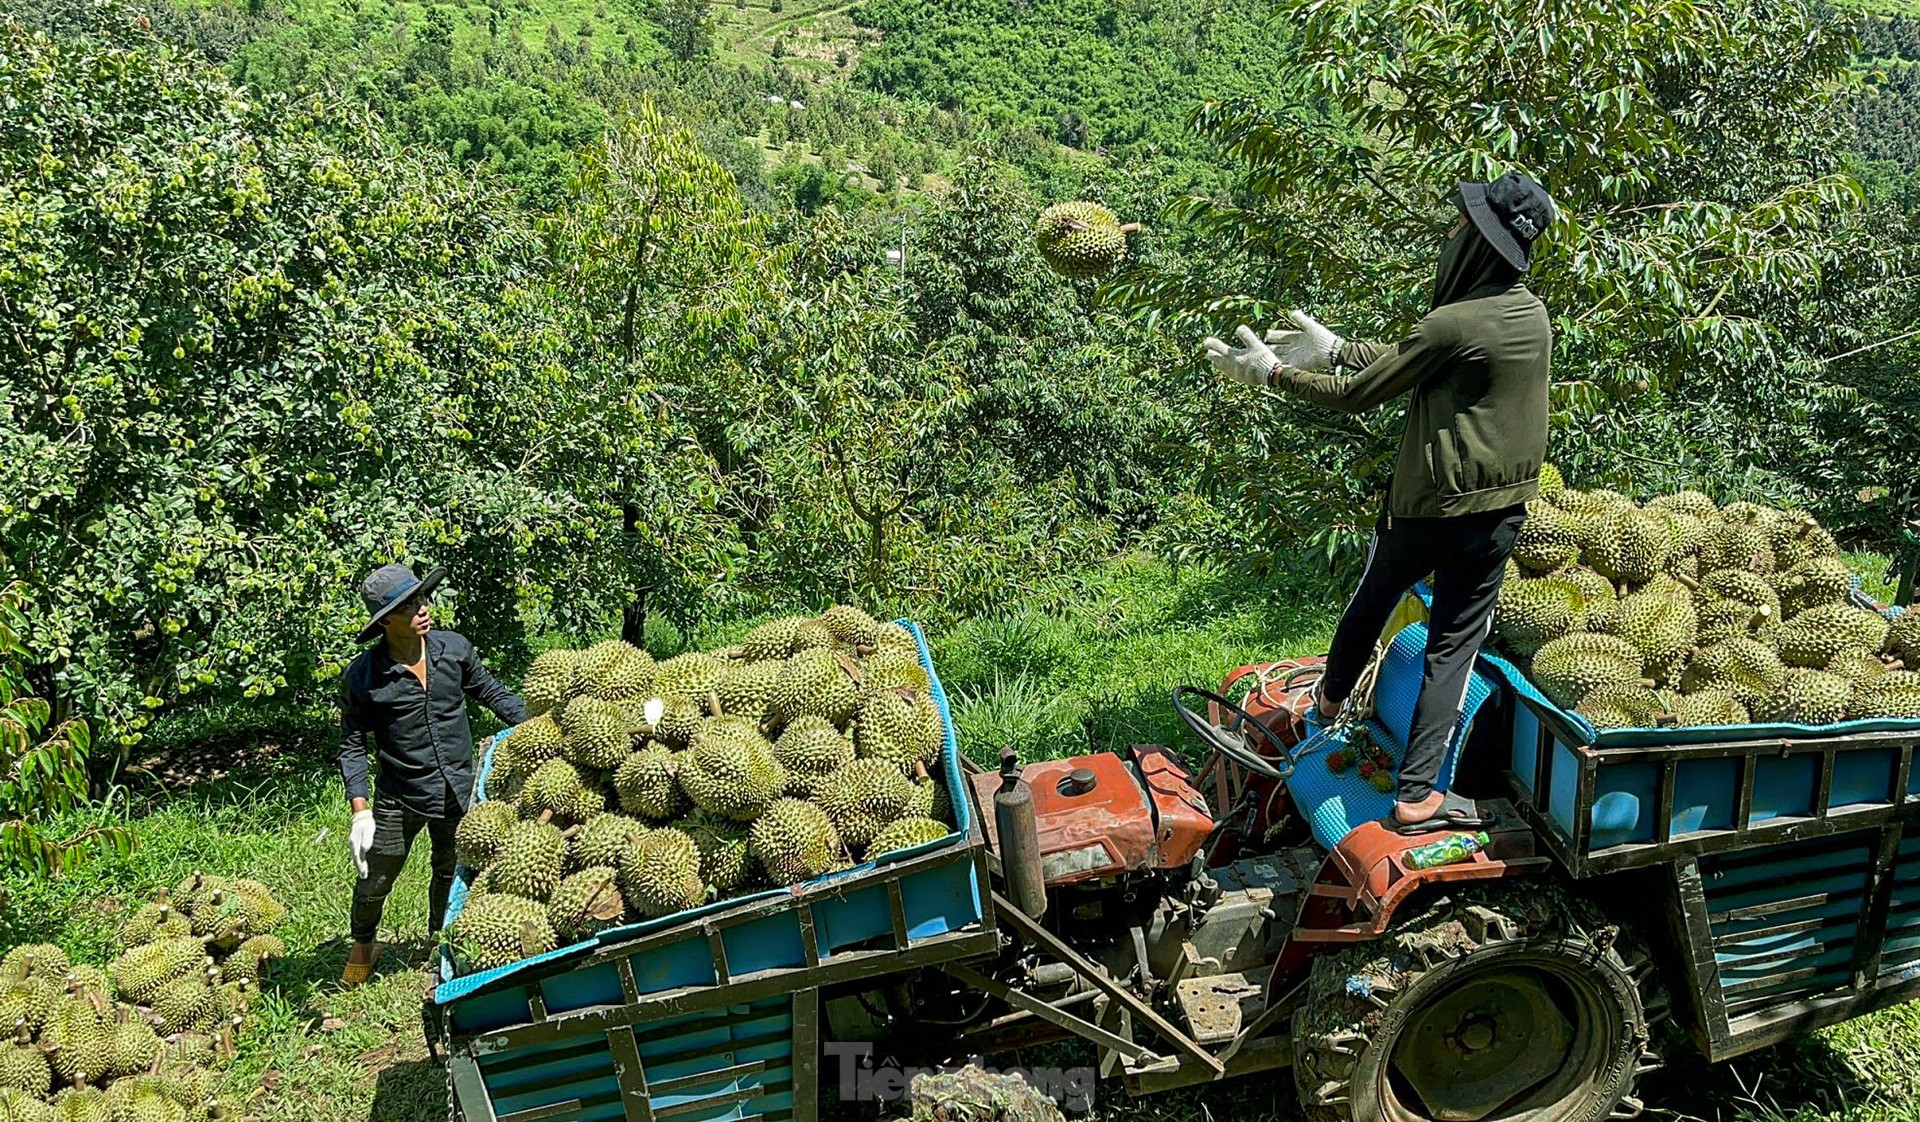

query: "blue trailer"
(426, 601), (1920, 1122)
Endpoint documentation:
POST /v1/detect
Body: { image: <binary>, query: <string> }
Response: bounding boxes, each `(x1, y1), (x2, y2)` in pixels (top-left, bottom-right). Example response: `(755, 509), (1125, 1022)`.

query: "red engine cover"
(969, 748), (1213, 884)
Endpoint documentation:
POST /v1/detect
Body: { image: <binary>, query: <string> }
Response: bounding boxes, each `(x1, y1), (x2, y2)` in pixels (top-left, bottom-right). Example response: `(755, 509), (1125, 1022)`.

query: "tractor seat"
(1283, 619), (1499, 850)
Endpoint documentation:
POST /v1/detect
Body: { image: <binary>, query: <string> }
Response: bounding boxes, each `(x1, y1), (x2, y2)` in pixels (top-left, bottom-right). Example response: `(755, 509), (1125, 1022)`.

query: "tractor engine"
(965, 747), (1317, 1045)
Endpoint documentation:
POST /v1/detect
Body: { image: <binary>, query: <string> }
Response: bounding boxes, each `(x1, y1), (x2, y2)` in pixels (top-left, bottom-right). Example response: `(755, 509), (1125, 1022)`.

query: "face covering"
(1430, 215), (1520, 310)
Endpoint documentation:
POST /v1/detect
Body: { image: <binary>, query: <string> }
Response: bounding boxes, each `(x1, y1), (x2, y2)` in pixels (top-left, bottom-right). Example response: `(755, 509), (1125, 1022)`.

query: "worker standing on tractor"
(1204, 171), (1556, 834)
(336, 563), (526, 985)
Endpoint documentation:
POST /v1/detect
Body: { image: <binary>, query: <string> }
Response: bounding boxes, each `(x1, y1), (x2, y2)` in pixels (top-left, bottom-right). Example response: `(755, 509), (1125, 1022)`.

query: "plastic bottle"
(1402, 831), (1492, 871)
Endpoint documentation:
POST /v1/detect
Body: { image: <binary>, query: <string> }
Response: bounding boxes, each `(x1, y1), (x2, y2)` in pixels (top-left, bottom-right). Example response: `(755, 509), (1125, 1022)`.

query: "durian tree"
(1102, 0), (1882, 567)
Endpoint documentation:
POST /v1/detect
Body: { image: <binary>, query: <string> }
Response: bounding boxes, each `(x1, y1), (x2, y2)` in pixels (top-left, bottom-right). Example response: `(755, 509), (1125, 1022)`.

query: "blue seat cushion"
(1286, 620), (1498, 850)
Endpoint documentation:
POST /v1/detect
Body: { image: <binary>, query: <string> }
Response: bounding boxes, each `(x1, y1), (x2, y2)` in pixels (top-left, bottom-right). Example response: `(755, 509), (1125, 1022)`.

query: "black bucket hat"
(356, 563), (445, 644)
(1458, 171), (1557, 271)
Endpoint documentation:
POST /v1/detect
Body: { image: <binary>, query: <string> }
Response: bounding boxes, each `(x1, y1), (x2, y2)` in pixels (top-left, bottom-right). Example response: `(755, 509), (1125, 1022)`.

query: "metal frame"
(1506, 693), (1920, 877)
(1663, 820), (1920, 1061)
(431, 828), (998, 1122)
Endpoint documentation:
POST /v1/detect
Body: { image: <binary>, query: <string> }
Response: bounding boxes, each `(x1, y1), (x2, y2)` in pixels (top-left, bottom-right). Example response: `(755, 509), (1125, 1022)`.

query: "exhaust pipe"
(994, 747), (1048, 919)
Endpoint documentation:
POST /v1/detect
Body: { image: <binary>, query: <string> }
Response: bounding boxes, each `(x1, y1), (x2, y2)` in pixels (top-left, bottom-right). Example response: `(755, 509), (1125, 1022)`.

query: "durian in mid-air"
(1034, 201), (1140, 280)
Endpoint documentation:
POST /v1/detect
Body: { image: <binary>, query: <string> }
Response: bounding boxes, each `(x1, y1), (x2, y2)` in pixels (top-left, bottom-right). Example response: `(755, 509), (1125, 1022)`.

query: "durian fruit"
(684, 814), (757, 893)
(576, 640), (638, 693)
(1554, 567), (1619, 624)
(1773, 556), (1853, 617)
(1654, 508), (1707, 558)
(852, 689), (944, 772)
(859, 648), (930, 695)
(1584, 507), (1672, 587)
(740, 616), (809, 662)
(521, 649), (582, 718)
(1752, 669), (1852, 726)
(150, 973), (217, 1036)
(1530, 633), (1645, 710)
(817, 759), (915, 850)
(118, 903), (192, 952)
(1600, 578), (1697, 683)
(571, 813), (647, 872)
(1695, 597), (1776, 648)
(49, 1087), (106, 1122)
(187, 888), (270, 951)
(613, 746), (690, 822)
(562, 706), (632, 772)
(1778, 604), (1890, 670)
(872, 623), (918, 656)
(1494, 576), (1592, 661)
(679, 720), (786, 822)
(1511, 502), (1583, 574)
(907, 770), (954, 824)
(105, 1016), (161, 1079)
(0, 946), (69, 986)
(223, 878), (286, 930)
(517, 759), (603, 825)
(1828, 648), (1893, 687)
(588, 643), (657, 704)
(149, 1056), (215, 1115)
(1769, 511), (1840, 568)
(108, 938), (206, 1006)
(866, 817), (949, 860)
(1646, 490), (1718, 520)
(1033, 201), (1134, 279)
(1690, 567), (1782, 623)
(717, 660), (784, 725)
(220, 934), (286, 987)
(820, 605), (882, 649)
(1549, 487), (1632, 518)
(649, 696), (706, 750)
(44, 997), (113, 1085)
(546, 867), (627, 944)
(455, 800), (520, 870)
(616, 829), (706, 918)
(446, 894), (558, 973)
(0, 1087), (51, 1122)
(1700, 509), (1775, 574)
(101, 1077), (185, 1122)
(166, 873), (224, 916)
(1679, 636), (1788, 706)
(791, 620), (836, 653)
(1850, 671), (1920, 720)
(1884, 611), (1920, 667)
(769, 649), (861, 727)
(488, 818), (569, 902)
(748, 800), (841, 886)
(0, 1029), (50, 1097)
(653, 652), (728, 708)
(1665, 690), (1749, 727)
(502, 713), (567, 785)
(60, 967), (110, 1008)
(1536, 462), (1566, 498)
(772, 716), (855, 798)
(1575, 682), (1667, 731)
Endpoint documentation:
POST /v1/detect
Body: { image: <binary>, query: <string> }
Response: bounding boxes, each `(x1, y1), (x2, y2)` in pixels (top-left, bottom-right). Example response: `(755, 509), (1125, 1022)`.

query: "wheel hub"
(1389, 967), (1576, 1121)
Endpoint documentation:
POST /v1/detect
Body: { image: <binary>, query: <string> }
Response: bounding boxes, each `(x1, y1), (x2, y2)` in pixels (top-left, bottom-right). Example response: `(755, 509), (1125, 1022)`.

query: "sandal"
(1387, 792), (1487, 835)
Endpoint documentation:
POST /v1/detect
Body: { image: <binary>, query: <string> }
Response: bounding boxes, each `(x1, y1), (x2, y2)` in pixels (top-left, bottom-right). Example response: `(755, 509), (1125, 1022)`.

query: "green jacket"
(1274, 282), (1551, 519)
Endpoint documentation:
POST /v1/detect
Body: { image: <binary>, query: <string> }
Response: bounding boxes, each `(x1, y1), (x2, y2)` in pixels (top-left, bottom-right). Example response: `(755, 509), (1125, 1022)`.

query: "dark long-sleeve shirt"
(1273, 283), (1551, 519)
(337, 629), (525, 818)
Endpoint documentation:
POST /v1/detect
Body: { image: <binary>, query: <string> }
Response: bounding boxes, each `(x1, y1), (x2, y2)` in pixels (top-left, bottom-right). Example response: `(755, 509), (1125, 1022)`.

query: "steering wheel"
(1170, 685), (1293, 781)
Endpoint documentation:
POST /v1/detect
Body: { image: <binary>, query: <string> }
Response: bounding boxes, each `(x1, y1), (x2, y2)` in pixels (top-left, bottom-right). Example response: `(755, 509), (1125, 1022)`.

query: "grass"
(6, 554), (1920, 1122)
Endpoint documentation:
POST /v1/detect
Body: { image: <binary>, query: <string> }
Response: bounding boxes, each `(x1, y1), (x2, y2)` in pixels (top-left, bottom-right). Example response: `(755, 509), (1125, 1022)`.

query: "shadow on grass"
(119, 700), (338, 814)
(1646, 1035), (1879, 1121)
(370, 1058), (449, 1122)
(275, 935), (440, 1011)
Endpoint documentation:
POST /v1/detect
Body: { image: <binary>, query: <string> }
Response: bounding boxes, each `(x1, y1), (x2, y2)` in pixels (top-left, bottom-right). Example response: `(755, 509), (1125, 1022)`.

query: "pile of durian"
(447, 605), (955, 976)
(0, 876), (286, 1122)
(1496, 467), (1920, 731)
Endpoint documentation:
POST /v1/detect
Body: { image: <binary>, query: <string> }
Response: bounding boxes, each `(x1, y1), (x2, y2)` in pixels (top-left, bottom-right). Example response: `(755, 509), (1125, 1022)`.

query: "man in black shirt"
(336, 563), (525, 986)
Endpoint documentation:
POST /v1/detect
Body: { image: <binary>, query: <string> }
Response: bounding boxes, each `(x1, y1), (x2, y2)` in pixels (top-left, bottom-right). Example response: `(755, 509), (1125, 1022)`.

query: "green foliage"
(0, 14), (720, 744)
(1108, 0), (1885, 565)
(0, 584), (131, 876)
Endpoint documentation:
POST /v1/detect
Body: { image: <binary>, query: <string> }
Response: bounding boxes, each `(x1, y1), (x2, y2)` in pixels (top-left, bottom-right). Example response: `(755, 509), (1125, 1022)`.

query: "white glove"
(1203, 325), (1279, 387)
(1263, 310), (1343, 372)
(349, 809), (376, 879)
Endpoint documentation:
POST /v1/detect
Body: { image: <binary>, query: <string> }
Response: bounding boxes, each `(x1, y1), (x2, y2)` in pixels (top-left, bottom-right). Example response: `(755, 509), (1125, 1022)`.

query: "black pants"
(1320, 504), (1527, 803)
(349, 794), (462, 945)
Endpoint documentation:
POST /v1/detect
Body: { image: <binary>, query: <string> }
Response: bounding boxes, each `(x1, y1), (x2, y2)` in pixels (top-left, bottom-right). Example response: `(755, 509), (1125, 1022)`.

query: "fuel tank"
(968, 745), (1213, 884)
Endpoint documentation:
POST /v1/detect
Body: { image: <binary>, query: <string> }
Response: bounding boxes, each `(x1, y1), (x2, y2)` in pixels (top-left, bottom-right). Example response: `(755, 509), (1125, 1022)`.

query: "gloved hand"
(1203, 325), (1279, 387)
(350, 808), (376, 879)
(1263, 310), (1343, 371)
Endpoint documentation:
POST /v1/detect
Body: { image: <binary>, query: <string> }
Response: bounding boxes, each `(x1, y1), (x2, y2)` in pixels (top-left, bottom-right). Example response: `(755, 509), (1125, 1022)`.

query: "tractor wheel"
(1291, 883), (1664, 1122)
